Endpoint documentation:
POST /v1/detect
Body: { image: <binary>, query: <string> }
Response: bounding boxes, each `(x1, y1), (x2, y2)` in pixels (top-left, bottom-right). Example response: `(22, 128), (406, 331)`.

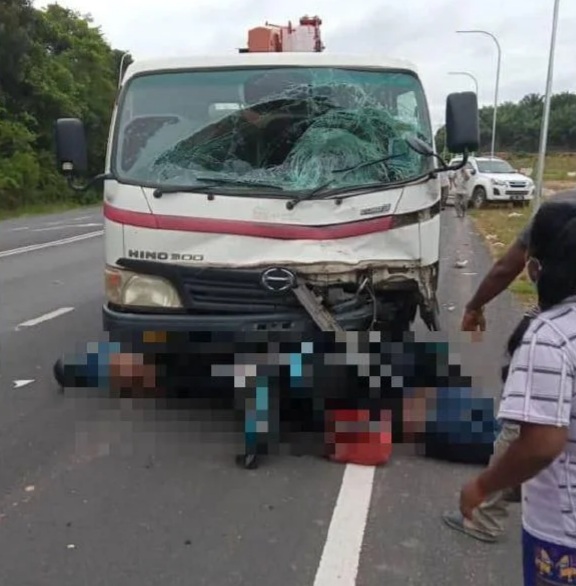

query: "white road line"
(0, 230), (103, 259)
(42, 219), (81, 227)
(13, 380), (35, 389)
(7, 227), (30, 232)
(16, 307), (75, 329)
(71, 215), (97, 221)
(313, 464), (376, 586)
(32, 223), (102, 232)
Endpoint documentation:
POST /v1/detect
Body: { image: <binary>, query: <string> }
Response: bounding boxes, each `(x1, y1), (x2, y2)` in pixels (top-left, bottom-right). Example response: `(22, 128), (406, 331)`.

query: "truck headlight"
(105, 265), (182, 308)
(491, 179), (506, 186)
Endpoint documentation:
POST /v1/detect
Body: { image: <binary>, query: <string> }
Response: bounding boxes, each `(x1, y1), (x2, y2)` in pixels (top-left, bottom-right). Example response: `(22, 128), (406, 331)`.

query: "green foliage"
(435, 92), (576, 155)
(0, 1), (130, 211)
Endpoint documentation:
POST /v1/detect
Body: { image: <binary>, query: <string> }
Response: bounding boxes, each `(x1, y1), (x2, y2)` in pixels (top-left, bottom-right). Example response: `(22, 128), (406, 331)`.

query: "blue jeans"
(426, 386), (498, 443)
(61, 341), (123, 388)
(523, 528), (576, 585)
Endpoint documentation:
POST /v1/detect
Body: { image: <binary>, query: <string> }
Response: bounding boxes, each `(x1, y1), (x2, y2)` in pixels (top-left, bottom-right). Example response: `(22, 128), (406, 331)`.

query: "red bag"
(325, 409), (393, 466)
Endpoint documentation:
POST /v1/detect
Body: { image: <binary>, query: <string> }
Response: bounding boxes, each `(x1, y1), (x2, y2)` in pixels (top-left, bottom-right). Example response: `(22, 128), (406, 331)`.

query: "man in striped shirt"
(458, 196), (576, 582)
(443, 190), (576, 543)
(495, 302), (576, 554)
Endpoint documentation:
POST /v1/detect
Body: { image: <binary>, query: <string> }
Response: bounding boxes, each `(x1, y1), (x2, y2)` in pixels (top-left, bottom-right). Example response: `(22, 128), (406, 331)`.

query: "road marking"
(16, 307), (75, 329)
(32, 223), (102, 232)
(0, 230), (103, 259)
(13, 380), (35, 389)
(72, 215), (97, 221)
(43, 219), (77, 226)
(313, 464), (375, 586)
(7, 227), (30, 232)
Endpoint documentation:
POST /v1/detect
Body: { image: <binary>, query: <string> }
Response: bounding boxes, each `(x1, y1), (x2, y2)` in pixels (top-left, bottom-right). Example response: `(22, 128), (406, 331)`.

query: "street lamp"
(456, 30), (502, 158)
(534, 0), (562, 211)
(448, 71), (479, 96)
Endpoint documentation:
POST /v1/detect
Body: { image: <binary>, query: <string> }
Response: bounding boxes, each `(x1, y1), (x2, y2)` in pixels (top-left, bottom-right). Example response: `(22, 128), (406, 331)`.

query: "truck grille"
(508, 181), (528, 188)
(180, 268), (302, 314)
(505, 190), (529, 196)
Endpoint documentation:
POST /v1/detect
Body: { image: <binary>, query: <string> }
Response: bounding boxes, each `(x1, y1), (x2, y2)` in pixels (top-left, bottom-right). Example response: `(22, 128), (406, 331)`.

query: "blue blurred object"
(423, 386), (497, 465)
(53, 337), (499, 466)
(429, 386), (498, 442)
(54, 341), (122, 388)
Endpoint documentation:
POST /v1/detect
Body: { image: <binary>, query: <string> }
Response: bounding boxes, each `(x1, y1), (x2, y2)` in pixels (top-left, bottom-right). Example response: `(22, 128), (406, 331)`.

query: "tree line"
(1, 3), (575, 214)
(436, 92), (576, 155)
(0, 0), (131, 212)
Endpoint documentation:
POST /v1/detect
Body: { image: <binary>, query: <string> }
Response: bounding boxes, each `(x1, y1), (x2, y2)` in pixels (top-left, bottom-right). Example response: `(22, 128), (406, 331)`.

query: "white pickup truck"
(448, 155), (534, 208)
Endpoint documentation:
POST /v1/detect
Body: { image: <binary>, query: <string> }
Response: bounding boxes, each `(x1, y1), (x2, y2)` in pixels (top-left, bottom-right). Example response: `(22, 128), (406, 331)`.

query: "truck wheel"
(471, 186), (487, 209)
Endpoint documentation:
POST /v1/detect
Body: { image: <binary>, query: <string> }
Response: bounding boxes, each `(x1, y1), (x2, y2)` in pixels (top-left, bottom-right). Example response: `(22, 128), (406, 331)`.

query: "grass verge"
(504, 152), (576, 183)
(468, 205), (536, 308)
(0, 201), (99, 221)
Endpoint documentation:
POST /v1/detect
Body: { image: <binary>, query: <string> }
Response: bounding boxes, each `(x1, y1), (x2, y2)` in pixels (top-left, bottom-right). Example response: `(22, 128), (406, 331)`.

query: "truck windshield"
(112, 67), (433, 194)
(476, 160), (516, 174)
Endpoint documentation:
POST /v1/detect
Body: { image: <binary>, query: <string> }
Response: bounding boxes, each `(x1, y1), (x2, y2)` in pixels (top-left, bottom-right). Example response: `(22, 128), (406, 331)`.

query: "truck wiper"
(287, 153), (404, 209)
(194, 177), (285, 191)
(152, 178), (284, 199)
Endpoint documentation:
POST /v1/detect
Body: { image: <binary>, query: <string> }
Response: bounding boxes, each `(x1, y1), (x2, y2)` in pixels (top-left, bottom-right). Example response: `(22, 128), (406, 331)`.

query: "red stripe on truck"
(103, 202), (395, 240)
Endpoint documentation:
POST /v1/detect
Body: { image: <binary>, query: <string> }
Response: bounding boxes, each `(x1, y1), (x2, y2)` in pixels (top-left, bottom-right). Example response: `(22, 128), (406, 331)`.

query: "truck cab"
(53, 52), (478, 339)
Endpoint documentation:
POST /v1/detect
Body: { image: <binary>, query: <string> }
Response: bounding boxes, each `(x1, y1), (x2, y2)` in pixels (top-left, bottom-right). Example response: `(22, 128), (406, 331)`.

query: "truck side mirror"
(54, 118), (88, 176)
(445, 92), (479, 154)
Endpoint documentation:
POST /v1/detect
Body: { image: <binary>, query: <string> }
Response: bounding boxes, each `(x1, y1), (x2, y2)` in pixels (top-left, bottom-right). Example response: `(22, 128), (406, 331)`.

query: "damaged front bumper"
(103, 259), (438, 335)
(103, 291), (375, 334)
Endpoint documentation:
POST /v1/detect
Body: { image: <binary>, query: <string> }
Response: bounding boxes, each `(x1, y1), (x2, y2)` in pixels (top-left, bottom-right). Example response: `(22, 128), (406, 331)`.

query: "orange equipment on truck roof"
(239, 15), (324, 53)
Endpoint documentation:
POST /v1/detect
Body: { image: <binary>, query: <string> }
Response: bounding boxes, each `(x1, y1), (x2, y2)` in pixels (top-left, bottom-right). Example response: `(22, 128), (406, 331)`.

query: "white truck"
(52, 23), (478, 339)
(448, 155), (535, 208)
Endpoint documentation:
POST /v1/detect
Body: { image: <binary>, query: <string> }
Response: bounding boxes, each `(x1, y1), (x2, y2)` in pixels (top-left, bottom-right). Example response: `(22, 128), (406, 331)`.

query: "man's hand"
(461, 307), (486, 332)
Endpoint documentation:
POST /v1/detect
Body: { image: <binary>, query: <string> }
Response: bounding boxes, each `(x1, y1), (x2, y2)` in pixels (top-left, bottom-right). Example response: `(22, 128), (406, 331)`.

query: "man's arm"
(461, 219), (532, 331)
(464, 237), (528, 313)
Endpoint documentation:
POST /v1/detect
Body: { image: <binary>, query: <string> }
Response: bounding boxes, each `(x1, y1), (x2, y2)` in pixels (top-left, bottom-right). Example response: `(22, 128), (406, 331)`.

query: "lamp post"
(457, 30), (502, 158)
(448, 71), (479, 96)
(534, 0), (562, 211)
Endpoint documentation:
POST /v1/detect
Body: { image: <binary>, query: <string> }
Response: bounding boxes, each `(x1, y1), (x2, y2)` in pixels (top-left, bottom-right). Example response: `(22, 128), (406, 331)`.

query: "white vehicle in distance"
(448, 155), (535, 209)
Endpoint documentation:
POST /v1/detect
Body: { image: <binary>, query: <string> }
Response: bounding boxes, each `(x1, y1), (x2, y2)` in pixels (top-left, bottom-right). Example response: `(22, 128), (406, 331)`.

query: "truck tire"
(373, 295), (418, 337)
(471, 186), (487, 209)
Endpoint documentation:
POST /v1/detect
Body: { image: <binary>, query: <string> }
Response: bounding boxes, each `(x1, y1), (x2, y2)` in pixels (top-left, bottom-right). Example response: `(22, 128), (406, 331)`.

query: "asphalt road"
(0, 206), (526, 586)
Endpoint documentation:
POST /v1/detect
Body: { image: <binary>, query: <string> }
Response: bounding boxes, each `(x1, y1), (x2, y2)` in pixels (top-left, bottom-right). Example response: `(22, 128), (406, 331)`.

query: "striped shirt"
(498, 300), (576, 547)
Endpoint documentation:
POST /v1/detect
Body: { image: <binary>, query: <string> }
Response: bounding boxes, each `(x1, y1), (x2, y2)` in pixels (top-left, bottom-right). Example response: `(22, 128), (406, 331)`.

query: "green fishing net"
(144, 81), (425, 192)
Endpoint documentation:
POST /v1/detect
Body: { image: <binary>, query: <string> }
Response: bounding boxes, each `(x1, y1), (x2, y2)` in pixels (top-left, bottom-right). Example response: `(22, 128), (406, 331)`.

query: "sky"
(35, 0), (576, 130)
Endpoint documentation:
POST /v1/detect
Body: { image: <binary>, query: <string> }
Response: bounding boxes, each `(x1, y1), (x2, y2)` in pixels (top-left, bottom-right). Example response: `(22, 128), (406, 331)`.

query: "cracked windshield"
(114, 67), (433, 194)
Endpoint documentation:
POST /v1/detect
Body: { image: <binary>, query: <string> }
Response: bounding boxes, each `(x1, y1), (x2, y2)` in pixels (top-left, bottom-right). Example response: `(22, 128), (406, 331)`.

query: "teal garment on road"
(244, 342), (315, 452)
